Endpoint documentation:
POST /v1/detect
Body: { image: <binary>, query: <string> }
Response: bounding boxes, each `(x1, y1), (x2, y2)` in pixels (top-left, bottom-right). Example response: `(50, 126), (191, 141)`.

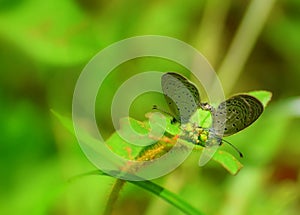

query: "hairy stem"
(103, 179), (126, 215)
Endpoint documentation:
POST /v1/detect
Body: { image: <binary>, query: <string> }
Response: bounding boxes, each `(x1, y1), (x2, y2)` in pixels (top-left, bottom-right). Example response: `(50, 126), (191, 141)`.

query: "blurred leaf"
(265, 1), (300, 63)
(0, 0), (100, 65)
(0, 100), (55, 193)
(0, 158), (64, 215)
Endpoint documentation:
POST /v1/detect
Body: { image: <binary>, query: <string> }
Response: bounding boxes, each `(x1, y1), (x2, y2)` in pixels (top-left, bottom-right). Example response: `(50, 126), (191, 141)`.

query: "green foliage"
(72, 170), (206, 215)
(51, 90), (271, 214)
(0, 0), (100, 65)
(2, 0), (300, 214)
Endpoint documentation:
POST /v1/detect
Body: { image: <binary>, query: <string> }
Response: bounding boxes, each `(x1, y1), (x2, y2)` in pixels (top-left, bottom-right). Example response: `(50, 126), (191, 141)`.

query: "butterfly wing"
(212, 94), (263, 136)
(161, 72), (201, 124)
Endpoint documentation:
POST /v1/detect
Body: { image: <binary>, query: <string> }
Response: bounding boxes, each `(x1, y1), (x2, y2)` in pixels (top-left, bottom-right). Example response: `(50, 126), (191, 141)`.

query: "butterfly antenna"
(152, 105), (178, 123)
(221, 139), (243, 158)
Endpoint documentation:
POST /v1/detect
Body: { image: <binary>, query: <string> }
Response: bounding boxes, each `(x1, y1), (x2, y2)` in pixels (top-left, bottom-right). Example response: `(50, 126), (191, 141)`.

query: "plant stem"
(217, 0), (277, 94)
(195, 0), (231, 66)
(103, 179), (126, 215)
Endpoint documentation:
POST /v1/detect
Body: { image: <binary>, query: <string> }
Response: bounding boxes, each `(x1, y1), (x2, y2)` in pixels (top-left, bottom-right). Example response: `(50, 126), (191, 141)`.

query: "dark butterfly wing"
(161, 72), (201, 124)
(212, 94), (263, 136)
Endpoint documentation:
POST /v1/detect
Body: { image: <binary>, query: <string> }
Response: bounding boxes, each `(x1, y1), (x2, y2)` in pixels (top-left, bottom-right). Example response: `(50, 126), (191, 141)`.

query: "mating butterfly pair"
(159, 72), (264, 157)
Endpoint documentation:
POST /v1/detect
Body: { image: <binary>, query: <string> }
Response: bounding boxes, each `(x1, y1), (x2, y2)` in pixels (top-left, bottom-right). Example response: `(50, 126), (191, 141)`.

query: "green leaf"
(106, 119), (147, 159)
(145, 111), (181, 136)
(197, 108), (212, 128)
(51, 109), (104, 155)
(51, 109), (74, 135)
(247, 90), (272, 108)
(51, 110), (242, 175)
(133, 180), (205, 215)
(212, 150), (243, 175)
(189, 144), (243, 175)
(71, 171), (207, 215)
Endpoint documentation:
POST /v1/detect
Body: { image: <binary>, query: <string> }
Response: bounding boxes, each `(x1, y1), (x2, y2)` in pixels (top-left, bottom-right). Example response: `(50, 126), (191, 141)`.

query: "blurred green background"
(1, 0), (300, 214)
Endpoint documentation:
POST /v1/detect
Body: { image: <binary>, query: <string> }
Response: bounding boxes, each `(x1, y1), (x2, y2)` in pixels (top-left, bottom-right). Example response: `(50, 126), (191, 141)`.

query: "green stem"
(195, 0), (231, 66)
(71, 169), (206, 215)
(217, 0), (277, 94)
(103, 179), (126, 215)
(102, 140), (175, 215)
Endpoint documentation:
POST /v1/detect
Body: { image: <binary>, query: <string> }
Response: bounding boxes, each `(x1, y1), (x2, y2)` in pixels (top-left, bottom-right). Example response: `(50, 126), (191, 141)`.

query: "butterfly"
(160, 72), (264, 157)
(161, 72), (212, 124)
